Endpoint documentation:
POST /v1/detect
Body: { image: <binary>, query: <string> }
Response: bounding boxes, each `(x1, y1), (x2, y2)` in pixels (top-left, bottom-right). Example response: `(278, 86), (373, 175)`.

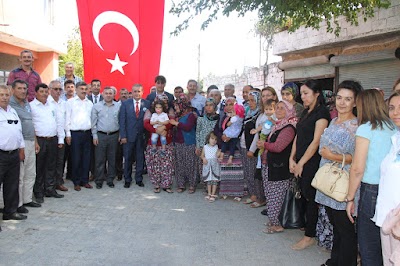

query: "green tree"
(170, 0), (391, 36)
(58, 27), (84, 78)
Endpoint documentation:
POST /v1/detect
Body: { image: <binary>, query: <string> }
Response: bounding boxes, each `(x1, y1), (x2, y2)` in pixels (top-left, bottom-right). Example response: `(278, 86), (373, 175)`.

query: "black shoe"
(117, 175), (122, 181)
(96, 183), (103, 189)
(17, 206), (29, 214)
(124, 182), (131, 188)
(142, 169), (148, 175)
(107, 182), (115, 188)
(45, 192), (64, 198)
(24, 202), (42, 208)
(261, 209), (268, 216)
(35, 197), (44, 204)
(136, 181), (144, 187)
(3, 212), (27, 220)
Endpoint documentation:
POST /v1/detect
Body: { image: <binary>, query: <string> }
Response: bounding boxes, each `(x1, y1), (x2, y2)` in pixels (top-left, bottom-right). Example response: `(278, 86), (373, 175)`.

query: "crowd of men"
(0, 49), (239, 231)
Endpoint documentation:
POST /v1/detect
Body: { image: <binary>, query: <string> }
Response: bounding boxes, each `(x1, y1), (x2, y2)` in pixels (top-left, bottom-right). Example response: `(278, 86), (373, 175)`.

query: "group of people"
(1, 49), (400, 266)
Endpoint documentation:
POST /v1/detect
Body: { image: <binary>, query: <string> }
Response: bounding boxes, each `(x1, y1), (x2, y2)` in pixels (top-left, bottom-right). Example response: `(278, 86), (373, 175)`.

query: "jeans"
(358, 182), (383, 266)
(151, 133), (166, 146)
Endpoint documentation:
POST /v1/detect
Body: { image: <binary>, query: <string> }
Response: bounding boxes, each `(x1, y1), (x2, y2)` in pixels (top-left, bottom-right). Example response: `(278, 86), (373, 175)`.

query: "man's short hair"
(225, 84), (235, 90)
(49, 80), (61, 89)
(65, 62), (74, 67)
(0, 84), (11, 94)
(174, 86), (183, 92)
(20, 50), (33, 57)
(76, 81), (87, 88)
(64, 80), (75, 88)
(154, 75), (166, 84)
(187, 79), (197, 86)
(91, 79), (101, 85)
(35, 83), (49, 92)
(207, 85), (218, 94)
(209, 89), (221, 95)
(103, 86), (115, 94)
(132, 84), (143, 90)
(11, 79), (28, 89)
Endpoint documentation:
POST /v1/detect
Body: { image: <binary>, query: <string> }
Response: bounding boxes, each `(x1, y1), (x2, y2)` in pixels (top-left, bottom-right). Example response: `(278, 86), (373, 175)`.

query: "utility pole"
(197, 43), (201, 85)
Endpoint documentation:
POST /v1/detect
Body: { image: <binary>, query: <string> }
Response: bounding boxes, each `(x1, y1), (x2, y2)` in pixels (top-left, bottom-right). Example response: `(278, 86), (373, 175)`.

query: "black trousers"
(55, 144), (65, 186)
(0, 150), (20, 214)
(34, 137), (57, 198)
(325, 207), (358, 266)
(300, 175), (318, 237)
(115, 142), (123, 178)
(63, 141), (72, 180)
(71, 131), (91, 186)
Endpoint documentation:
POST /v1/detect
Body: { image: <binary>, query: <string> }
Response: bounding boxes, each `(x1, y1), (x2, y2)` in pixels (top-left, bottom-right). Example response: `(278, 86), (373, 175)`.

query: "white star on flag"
(106, 53), (128, 74)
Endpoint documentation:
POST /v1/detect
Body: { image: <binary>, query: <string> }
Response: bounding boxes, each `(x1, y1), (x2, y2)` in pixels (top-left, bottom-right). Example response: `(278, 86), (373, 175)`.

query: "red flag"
(76, 0), (164, 97)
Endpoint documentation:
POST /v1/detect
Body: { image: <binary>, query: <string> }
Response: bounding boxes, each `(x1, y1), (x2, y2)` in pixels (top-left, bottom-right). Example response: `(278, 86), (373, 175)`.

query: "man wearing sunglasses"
(0, 85), (27, 226)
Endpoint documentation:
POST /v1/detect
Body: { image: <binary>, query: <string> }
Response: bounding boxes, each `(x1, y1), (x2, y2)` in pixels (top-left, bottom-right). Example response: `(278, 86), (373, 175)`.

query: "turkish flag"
(76, 0), (164, 97)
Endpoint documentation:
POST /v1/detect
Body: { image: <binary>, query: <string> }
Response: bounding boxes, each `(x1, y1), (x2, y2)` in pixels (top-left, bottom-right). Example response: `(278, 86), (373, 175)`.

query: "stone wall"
(203, 62), (284, 97)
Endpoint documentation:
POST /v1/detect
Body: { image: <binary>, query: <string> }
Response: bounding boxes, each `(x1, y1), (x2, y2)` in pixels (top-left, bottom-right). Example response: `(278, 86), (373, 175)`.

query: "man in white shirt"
(187, 79), (206, 116)
(0, 85), (27, 222)
(30, 83), (65, 201)
(65, 82), (93, 191)
(48, 80), (68, 192)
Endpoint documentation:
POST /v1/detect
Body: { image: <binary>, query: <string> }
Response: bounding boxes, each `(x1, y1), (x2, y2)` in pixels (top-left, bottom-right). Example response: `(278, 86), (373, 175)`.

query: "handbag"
(311, 154), (349, 202)
(279, 177), (306, 229)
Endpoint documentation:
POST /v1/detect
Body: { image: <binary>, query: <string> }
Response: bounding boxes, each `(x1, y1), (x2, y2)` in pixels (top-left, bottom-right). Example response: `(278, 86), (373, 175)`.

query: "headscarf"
(281, 82), (299, 98)
(245, 91), (260, 120)
(269, 100), (298, 137)
(173, 94), (193, 118)
(204, 97), (219, 121)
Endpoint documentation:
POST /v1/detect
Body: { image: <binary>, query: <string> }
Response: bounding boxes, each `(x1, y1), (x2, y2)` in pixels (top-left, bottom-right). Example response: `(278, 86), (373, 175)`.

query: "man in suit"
(87, 79), (103, 104)
(119, 84), (150, 188)
(146, 75), (174, 108)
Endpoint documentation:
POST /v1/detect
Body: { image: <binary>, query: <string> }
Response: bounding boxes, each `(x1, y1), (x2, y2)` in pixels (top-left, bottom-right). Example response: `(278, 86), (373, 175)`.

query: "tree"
(58, 27), (84, 78)
(170, 0), (391, 36)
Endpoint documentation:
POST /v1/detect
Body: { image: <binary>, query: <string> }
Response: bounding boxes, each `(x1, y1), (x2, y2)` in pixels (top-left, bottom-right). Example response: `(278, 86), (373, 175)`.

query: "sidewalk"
(0, 178), (329, 265)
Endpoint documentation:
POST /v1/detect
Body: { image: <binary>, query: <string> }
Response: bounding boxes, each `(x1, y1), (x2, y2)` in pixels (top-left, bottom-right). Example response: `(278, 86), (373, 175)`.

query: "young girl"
(150, 100), (170, 151)
(201, 132), (221, 203)
(220, 100), (245, 164)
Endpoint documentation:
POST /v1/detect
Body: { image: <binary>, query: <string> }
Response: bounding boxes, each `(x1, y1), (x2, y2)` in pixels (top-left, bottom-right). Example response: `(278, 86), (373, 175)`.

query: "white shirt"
(30, 98), (65, 144)
(0, 105), (25, 150)
(65, 96), (93, 137)
(48, 95), (66, 132)
(150, 112), (169, 128)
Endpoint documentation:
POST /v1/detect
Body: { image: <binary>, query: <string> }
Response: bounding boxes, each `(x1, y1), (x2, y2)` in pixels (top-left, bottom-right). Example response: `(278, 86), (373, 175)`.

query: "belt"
(98, 130), (119, 136)
(71, 130), (91, 133)
(0, 149), (18, 154)
(37, 136), (56, 139)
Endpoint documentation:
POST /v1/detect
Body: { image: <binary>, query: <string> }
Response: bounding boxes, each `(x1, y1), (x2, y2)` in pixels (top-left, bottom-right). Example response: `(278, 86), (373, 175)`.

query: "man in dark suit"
(119, 84), (150, 188)
(146, 75), (174, 108)
(87, 79), (103, 104)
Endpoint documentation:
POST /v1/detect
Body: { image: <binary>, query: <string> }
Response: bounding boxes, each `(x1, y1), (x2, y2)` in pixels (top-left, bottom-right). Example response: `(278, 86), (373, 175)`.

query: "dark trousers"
(221, 138), (238, 157)
(326, 207), (358, 266)
(0, 150), (20, 214)
(55, 144), (65, 186)
(358, 183), (383, 266)
(300, 175), (318, 237)
(34, 137), (57, 198)
(64, 142), (72, 180)
(123, 137), (144, 183)
(71, 131), (91, 186)
(115, 142), (123, 178)
(95, 133), (118, 184)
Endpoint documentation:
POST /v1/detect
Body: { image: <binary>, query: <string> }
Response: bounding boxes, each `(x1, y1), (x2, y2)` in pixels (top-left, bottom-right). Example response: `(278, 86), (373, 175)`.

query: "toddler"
(201, 132), (221, 203)
(150, 100), (170, 151)
(220, 100), (245, 165)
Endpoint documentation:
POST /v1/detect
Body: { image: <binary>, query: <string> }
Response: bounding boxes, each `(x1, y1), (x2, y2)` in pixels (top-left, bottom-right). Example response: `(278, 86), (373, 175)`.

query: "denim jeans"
(358, 182), (383, 266)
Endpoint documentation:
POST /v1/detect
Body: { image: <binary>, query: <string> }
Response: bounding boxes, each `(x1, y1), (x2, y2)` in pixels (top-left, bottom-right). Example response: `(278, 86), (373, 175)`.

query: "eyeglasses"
(52, 88), (62, 91)
(7, 120), (18, 124)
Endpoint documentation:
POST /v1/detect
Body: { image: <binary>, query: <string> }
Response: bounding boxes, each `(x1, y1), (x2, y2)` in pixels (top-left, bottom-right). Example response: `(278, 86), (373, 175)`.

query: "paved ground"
(0, 177), (329, 266)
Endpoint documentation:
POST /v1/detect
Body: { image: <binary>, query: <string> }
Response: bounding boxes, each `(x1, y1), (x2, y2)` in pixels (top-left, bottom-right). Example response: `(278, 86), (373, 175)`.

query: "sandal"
(153, 187), (160, 193)
(262, 226), (284, 234)
(243, 198), (254, 204)
(205, 194), (211, 200)
(233, 197), (242, 202)
(188, 187), (196, 194)
(163, 188), (173, 193)
(209, 195), (217, 203)
(250, 202), (266, 208)
(176, 188), (185, 193)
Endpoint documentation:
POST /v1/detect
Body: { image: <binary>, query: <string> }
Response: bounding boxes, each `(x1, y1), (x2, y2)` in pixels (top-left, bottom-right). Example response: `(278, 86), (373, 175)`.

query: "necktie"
(94, 95), (97, 104)
(135, 101), (139, 117)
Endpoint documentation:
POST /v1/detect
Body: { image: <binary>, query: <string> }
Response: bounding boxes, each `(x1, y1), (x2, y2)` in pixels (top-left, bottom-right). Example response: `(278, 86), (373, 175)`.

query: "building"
(0, 0), (68, 84)
(273, 0), (400, 96)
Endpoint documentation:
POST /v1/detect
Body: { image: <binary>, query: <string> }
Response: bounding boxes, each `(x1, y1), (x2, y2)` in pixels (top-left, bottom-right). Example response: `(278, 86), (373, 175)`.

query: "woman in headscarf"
(144, 95), (175, 193)
(281, 82), (304, 118)
(195, 98), (220, 183)
(170, 94), (198, 193)
(257, 100), (297, 233)
(241, 91), (264, 206)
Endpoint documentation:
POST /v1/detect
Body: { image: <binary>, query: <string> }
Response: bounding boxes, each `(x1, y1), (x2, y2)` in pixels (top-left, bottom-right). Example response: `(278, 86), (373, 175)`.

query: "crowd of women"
(143, 78), (400, 266)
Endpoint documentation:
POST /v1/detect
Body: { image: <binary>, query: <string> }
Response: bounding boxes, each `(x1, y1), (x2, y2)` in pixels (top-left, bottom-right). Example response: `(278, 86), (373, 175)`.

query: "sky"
(56, 0), (280, 91)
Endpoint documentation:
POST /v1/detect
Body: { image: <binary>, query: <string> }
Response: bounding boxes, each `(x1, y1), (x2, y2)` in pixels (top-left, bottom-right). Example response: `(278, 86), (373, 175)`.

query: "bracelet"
(345, 197), (354, 203)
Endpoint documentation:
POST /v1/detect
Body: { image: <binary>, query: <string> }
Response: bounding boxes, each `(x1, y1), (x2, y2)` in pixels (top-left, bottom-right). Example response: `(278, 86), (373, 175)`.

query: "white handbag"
(311, 154), (349, 202)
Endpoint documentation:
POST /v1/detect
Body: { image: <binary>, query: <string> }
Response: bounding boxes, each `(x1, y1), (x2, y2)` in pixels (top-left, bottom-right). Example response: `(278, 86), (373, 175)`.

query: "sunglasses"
(7, 120), (18, 124)
(52, 88), (62, 91)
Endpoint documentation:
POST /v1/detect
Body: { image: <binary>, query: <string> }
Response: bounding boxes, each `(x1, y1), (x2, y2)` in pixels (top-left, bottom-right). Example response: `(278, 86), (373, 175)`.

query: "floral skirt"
(145, 144), (174, 189)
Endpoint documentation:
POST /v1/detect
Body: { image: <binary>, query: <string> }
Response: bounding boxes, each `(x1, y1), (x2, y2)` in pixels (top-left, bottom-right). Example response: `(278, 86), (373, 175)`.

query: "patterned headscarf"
(173, 94), (193, 118)
(204, 97), (219, 121)
(245, 91), (260, 119)
(281, 82), (299, 98)
(269, 100), (298, 136)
